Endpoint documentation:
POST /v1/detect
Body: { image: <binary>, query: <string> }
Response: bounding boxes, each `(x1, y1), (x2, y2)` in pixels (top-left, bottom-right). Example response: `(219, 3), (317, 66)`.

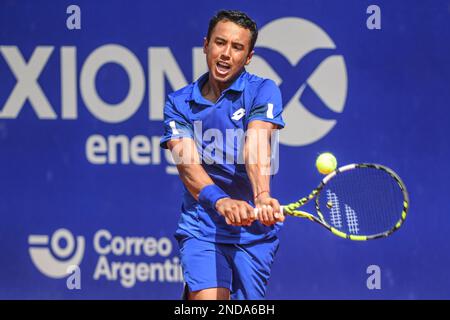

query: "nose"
(220, 44), (231, 60)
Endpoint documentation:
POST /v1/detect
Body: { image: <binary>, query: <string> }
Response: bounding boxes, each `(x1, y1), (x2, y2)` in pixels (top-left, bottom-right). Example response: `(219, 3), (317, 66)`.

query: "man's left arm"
(245, 120), (285, 226)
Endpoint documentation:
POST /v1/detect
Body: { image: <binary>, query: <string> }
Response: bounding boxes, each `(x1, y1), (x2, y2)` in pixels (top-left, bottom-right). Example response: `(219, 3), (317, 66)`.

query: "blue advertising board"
(0, 0), (449, 299)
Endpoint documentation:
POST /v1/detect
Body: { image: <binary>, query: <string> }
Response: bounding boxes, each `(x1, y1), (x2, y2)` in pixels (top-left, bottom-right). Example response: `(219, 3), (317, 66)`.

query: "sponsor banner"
(1, 0), (449, 299)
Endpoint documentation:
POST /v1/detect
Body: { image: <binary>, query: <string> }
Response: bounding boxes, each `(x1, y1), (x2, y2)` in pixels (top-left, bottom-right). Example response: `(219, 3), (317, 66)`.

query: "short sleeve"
(247, 79), (285, 129)
(160, 96), (194, 149)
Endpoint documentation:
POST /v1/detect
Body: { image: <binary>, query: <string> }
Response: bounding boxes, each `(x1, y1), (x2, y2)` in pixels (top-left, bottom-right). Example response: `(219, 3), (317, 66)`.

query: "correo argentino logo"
(28, 228), (85, 278)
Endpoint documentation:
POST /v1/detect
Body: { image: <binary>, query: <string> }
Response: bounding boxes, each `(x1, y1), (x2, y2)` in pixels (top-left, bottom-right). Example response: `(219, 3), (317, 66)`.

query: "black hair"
(207, 10), (258, 53)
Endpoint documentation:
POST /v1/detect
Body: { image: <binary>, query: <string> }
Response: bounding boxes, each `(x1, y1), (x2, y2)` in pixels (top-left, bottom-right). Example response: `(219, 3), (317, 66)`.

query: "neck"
(201, 76), (227, 103)
(204, 76), (224, 102)
(202, 70), (243, 103)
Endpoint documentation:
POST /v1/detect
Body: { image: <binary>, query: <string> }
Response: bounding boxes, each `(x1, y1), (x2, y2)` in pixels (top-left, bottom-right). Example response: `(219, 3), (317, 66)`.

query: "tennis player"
(160, 10), (285, 300)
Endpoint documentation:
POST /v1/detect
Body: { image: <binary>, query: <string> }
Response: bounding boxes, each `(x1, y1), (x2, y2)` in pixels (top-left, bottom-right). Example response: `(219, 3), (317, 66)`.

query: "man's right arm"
(167, 138), (254, 226)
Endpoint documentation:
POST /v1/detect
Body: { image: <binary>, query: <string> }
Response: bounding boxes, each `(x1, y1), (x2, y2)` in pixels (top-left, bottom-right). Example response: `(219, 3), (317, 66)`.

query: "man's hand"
(254, 193), (285, 226)
(215, 198), (256, 227)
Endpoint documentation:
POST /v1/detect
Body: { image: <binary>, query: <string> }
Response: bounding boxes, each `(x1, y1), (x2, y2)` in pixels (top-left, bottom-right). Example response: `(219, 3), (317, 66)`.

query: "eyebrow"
(214, 36), (245, 47)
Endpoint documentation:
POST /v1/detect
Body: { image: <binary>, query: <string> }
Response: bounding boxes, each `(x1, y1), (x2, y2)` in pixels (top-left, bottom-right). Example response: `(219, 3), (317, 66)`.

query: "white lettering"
(86, 134), (108, 164)
(61, 47), (77, 119)
(80, 44), (145, 123)
(93, 256), (183, 287)
(1, 45), (206, 122)
(66, 5), (81, 30)
(92, 229), (173, 257)
(85, 134), (162, 166)
(0, 46), (56, 119)
(149, 48), (188, 120)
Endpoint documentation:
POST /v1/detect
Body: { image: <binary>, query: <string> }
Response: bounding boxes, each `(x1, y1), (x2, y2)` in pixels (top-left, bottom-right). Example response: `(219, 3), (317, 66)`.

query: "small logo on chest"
(231, 108), (245, 121)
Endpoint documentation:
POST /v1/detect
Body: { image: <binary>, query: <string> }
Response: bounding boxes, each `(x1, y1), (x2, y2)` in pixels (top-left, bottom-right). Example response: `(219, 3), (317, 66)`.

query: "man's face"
(203, 20), (254, 85)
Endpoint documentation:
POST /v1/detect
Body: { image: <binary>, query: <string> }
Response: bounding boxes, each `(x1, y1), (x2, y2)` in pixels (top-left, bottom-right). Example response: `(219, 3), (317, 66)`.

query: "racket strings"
(318, 167), (406, 236)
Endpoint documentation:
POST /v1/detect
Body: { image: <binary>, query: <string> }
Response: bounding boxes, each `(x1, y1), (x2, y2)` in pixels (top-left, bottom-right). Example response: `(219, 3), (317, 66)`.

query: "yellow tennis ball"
(316, 152), (337, 175)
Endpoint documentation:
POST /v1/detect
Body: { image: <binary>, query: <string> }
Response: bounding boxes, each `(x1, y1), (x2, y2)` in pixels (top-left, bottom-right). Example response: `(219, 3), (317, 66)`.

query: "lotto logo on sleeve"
(28, 228), (85, 278)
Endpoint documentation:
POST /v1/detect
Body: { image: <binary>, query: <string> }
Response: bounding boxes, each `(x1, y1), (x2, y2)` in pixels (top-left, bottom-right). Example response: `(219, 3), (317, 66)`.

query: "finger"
(266, 205), (275, 225)
(244, 204), (256, 222)
(225, 208), (235, 224)
(271, 200), (282, 219)
(253, 207), (259, 220)
(233, 207), (242, 225)
(248, 205), (257, 225)
(256, 205), (263, 223)
(260, 205), (269, 225)
(275, 205), (285, 222)
(243, 212), (252, 227)
(239, 204), (249, 223)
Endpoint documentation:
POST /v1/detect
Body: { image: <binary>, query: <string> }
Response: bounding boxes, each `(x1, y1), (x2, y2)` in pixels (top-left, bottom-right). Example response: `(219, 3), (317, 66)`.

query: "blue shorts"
(178, 236), (280, 300)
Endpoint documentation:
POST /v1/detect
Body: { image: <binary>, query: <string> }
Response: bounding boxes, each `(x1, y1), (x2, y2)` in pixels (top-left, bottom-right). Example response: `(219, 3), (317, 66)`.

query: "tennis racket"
(256, 163), (409, 241)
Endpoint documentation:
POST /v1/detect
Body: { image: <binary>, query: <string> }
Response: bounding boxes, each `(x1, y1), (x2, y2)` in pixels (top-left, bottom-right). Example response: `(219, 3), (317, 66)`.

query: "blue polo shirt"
(160, 70), (284, 244)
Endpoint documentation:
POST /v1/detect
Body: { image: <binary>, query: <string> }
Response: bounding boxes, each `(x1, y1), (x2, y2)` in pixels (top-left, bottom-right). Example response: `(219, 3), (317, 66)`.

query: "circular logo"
(29, 228), (85, 279)
(50, 228), (76, 259)
(247, 17), (348, 146)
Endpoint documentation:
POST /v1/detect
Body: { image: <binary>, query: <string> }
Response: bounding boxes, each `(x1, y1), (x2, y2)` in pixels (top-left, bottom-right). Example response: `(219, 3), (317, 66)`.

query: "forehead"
(210, 20), (251, 44)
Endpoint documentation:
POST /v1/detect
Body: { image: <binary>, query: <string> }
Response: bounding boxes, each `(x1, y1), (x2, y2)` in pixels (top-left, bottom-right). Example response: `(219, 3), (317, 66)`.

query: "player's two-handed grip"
(253, 196), (285, 226)
(215, 198), (256, 227)
(215, 197), (285, 227)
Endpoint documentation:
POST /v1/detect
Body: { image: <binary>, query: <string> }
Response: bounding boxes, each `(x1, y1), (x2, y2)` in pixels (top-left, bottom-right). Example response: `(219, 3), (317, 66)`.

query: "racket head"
(312, 163), (409, 240)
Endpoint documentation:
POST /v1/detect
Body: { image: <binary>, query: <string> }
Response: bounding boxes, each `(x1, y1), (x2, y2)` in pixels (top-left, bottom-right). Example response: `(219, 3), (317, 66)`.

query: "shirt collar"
(189, 70), (247, 104)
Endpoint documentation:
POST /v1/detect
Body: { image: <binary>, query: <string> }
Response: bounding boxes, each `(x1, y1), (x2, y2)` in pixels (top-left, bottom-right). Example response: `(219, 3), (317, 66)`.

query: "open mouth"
(216, 61), (231, 76)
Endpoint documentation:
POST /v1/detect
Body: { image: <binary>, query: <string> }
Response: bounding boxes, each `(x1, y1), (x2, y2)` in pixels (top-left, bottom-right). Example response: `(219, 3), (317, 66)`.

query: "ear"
(245, 50), (254, 66)
(203, 37), (208, 54)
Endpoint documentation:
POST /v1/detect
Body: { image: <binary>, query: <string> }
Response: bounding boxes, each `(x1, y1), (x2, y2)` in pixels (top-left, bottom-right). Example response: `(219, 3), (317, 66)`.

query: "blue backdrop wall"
(1, 0), (449, 299)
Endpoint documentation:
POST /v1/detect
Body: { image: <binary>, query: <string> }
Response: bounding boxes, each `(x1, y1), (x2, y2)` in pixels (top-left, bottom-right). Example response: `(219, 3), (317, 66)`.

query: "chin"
(211, 73), (230, 84)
